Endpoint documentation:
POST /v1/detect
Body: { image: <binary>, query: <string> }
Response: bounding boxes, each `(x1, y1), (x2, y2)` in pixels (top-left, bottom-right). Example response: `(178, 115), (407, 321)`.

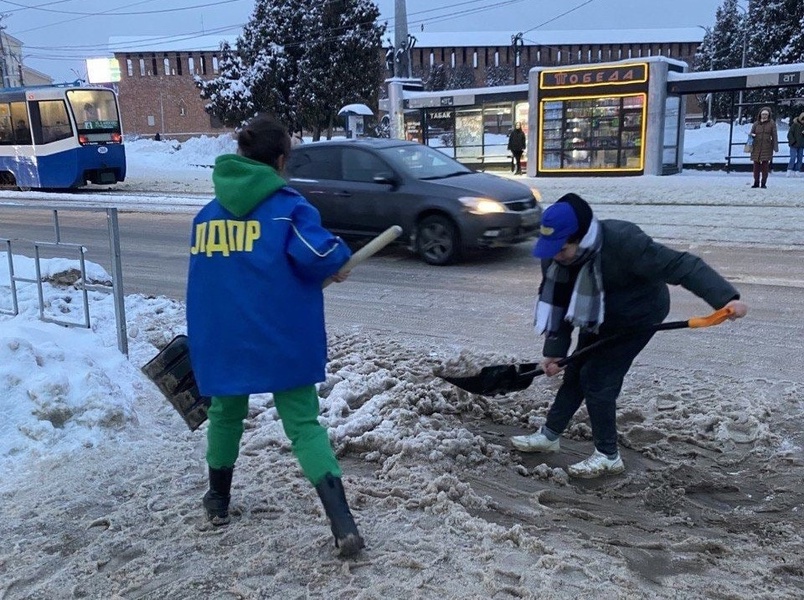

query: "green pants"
(205, 385), (341, 486)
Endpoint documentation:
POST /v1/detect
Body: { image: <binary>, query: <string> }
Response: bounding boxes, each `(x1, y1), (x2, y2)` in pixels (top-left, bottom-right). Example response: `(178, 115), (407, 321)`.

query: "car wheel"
(416, 215), (460, 265)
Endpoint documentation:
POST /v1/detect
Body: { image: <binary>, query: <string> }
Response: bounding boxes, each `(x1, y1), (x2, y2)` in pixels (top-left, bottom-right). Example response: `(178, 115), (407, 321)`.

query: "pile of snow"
(126, 134), (237, 171)
(1, 124), (802, 599)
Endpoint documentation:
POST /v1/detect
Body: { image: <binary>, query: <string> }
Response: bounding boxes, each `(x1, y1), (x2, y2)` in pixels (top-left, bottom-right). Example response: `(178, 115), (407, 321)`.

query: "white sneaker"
(567, 449), (625, 478)
(510, 430), (560, 453)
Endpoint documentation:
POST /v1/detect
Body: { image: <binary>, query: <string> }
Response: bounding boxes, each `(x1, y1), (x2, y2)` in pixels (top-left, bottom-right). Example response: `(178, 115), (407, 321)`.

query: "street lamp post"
(736, 2), (748, 123)
(697, 25), (714, 125)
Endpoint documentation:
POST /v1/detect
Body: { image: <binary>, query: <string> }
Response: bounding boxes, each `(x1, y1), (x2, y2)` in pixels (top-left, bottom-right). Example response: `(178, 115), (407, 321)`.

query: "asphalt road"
(1, 204), (803, 384)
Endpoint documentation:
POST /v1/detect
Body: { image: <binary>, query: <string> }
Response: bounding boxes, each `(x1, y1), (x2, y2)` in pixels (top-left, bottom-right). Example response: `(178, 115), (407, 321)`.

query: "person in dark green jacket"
(786, 111), (804, 176)
(511, 193), (748, 478)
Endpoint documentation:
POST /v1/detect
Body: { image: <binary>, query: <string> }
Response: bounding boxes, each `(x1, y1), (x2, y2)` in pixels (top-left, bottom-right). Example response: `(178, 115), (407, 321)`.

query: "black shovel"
(440, 307), (735, 396)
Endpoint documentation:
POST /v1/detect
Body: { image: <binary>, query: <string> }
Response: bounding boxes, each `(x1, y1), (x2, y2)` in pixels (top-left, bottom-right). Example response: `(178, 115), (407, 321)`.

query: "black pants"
(512, 151), (523, 174)
(544, 330), (656, 456)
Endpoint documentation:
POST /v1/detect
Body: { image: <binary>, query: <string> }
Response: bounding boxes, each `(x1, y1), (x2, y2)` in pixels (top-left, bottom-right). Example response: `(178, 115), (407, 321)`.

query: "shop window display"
(539, 94), (646, 172)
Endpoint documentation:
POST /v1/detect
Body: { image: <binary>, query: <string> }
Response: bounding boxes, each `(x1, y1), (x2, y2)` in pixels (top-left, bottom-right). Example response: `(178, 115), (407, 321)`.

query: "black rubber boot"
(315, 473), (364, 557)
(202, 466), (233, 526)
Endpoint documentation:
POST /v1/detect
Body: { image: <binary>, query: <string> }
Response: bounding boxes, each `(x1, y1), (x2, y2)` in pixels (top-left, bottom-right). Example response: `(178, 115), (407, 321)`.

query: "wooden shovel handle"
(323, 225), (403, 288)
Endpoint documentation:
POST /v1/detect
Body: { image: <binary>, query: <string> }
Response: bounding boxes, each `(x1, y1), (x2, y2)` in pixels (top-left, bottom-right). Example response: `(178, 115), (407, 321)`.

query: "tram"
(0, 84), (126, 189)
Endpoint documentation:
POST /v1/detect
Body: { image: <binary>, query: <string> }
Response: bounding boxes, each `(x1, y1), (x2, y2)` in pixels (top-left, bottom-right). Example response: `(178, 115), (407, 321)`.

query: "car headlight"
(529, 187), (542, 203)
(459, 196), (506, 214)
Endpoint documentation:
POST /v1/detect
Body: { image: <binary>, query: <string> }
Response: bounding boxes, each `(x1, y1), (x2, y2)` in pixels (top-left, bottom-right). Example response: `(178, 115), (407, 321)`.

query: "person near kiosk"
(749, 106), (779, 188)
(507, 122), (527, 175)
(786, 111), (804, 177)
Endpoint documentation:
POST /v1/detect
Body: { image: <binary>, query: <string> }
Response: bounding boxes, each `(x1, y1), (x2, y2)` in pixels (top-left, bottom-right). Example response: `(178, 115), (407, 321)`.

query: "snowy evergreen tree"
(693, 1), (747, 119)
(712, 0), (745, 70)
(744, 0), (795, 67)
(769, 0), (804, 64)
(742, 0), (804, 116)
(236, 0), (308, 128)
(297, 0), (385, 140)
(485, 65), (511, 87)
(447, 65), (475, 90)
(198, 0), (384, 137)
(425, 64), (448, 91)
(195, 42), (254, 126)
(694, 0), (804, 120)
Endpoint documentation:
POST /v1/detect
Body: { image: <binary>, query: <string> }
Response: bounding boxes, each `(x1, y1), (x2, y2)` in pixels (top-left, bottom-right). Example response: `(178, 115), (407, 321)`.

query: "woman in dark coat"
(749, 106), (779, 188)
(507, 122), (526, 175)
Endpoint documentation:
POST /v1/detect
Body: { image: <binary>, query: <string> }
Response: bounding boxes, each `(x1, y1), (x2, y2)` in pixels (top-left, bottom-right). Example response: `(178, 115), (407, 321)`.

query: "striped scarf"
(534, 218), (605, 336)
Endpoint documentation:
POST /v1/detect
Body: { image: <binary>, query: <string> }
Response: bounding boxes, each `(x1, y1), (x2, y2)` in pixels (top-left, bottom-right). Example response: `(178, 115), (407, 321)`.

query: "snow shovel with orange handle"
(441, 306), (736, 397)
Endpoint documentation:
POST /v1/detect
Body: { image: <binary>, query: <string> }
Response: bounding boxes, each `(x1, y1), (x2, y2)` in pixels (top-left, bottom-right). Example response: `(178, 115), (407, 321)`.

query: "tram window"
(0, 103), (13, 144)
(66, 90), (121, 132)
(10, 102), (30, 144)
(32, 100), (72, 144)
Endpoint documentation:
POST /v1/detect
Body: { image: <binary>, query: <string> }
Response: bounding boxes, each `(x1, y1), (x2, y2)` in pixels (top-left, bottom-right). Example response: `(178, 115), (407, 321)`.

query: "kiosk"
(528, 57), (687, 176)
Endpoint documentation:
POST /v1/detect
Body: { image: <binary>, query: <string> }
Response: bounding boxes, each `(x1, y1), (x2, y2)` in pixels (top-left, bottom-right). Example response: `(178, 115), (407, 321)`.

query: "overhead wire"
(21, 0), (529, 58)
(12, 0), (164, 34)
(2, 0), (247, 16)
(19, 0), (602, 65)
(0, 0), (77, 12)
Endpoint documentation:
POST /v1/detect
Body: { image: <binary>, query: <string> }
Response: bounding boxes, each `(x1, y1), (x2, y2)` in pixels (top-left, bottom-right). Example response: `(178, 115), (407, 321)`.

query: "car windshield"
(378, 145), (471, 180)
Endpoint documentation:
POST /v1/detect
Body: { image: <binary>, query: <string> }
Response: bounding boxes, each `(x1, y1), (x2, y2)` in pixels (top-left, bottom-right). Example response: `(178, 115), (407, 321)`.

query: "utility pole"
(736, 2), (748, 123)
(388, 0), (422, 140)
(0, 18), (8, 88)
(697, 25), (714, 125)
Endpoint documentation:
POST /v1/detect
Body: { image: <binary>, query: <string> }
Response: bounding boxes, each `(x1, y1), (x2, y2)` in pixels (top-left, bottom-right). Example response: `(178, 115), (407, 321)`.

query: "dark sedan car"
(285, 138), (542, 265)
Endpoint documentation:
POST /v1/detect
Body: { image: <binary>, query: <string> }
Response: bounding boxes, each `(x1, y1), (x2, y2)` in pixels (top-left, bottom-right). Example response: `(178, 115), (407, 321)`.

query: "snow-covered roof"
(338, 103), (374, 116)
(108, 28), (704, 54)
(108, 35), (237, 54)
(399, 28), (705, 48)
(669, 62), (804, 82)
(404, 83), (528, 100)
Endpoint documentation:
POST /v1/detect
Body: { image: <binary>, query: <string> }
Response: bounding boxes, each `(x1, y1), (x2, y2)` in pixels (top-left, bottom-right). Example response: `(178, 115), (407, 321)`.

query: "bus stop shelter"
(666, 63), (804, 171)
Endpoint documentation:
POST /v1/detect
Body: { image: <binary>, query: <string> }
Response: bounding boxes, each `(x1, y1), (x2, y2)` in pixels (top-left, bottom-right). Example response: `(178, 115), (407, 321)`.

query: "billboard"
(86, 58), (121, 84)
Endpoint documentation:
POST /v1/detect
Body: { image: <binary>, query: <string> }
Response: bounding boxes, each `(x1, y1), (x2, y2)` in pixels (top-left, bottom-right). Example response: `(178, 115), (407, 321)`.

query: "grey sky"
(2, 0), (724, 83)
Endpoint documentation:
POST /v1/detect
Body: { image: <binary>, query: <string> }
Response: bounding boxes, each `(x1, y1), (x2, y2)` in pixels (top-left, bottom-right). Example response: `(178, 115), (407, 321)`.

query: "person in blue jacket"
(186, 114), (363, 557)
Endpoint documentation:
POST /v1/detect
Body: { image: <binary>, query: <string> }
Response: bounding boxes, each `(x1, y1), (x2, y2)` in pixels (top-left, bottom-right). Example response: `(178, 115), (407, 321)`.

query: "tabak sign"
(541, 63), (648, 89)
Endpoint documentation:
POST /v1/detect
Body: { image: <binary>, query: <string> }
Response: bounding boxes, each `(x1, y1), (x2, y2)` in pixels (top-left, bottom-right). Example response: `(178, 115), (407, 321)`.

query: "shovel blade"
(441, 362), (540, 396)
(141, 335), (210, 431)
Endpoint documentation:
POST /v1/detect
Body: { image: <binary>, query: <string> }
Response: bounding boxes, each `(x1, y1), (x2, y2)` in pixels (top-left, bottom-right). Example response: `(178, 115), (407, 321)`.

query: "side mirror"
(373, 172), (399, 187)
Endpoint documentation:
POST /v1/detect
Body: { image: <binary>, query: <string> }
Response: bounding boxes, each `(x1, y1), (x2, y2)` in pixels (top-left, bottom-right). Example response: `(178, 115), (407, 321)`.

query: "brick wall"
(405, 41), (700, 88)
(114, 39), (700, 138)
(114, 51), (234, 140)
